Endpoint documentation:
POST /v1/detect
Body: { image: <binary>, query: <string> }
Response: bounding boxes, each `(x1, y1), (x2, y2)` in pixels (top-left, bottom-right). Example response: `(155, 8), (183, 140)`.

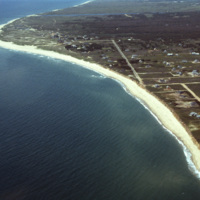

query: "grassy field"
(187, 84), (200, 97)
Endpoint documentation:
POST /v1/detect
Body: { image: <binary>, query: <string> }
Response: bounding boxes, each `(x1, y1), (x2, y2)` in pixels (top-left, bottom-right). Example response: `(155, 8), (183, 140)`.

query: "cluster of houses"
(189, 112), (200, 119)
(164, 51), (199, 57)
(163, 59), (200, 77)
(171, 65), (183, 76)
(153, 84), (172, 89)
(170, 65), (199, 77)
(64, 40), (104, 54)
(51, 31), (100, 44)
(100, 54), (119, 68)
(101, 54), (114, 63)
(157, 78), (169, 83)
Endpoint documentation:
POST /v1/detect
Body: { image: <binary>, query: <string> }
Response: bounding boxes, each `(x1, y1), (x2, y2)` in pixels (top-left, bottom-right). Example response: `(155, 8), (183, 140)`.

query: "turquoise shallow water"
(1, 1), (200, 199)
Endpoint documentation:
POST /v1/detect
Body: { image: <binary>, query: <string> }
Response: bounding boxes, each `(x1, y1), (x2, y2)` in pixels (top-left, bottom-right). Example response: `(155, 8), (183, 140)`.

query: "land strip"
(1, 3), (200, 141)
(1, 0), (200, 170)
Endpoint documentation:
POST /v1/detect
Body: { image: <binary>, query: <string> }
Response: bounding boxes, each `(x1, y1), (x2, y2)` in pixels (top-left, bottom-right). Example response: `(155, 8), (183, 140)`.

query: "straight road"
(112, 40), (143, 84)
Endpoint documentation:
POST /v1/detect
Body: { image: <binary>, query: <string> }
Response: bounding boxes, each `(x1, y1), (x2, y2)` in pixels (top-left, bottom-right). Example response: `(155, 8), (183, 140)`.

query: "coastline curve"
(1, 20), (200, 178)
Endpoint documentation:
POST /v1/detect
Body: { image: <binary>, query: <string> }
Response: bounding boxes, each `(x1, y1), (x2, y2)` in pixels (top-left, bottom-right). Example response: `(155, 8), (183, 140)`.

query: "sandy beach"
(1, 23), (200, 176)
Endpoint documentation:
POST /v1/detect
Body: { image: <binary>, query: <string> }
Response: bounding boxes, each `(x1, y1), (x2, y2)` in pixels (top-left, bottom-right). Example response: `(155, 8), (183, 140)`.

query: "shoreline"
(51, 0), (95, 12)
(1, 24), (200, 177)
(74, 0), (96, 8)
(0, 18), (19, 34)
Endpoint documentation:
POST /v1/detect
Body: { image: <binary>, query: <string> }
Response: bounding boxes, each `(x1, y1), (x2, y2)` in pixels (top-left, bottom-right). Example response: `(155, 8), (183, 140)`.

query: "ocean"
(0, 0), (200, 199)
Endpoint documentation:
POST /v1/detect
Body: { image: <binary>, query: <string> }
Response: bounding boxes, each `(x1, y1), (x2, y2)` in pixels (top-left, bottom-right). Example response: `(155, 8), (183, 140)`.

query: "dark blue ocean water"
(1, 1), (200, 199)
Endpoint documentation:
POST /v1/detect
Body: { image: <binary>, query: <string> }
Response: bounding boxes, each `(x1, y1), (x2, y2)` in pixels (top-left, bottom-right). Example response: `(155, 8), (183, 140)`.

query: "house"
(165, 62), (171, 66)
(51, 32), (60, 38)
(172, 67), (176, 71)
(77, 35), (83, 40)
(177, 71), (183, 76)
(154, 84), (160, 88)
(166, 85), (171, 90)
(191, 52), (199, 55)
(159, 79), (167, 83)
(177, 65), (183, 69)
(189, 112), (198, 117)
(192, 59), (200, 63)
(145, 65), (151, 68)
(131, 55), (137, 59)
(192, 70), (199, 76)
(82, 35), (89, 40)
(182, 60), (188, 63)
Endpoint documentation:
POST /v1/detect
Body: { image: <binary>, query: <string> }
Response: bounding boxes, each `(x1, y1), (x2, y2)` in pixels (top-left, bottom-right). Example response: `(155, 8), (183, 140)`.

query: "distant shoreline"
(1, 13), (200, 178)
(74, 0), (96, 8)
(0, 18), (19, 34)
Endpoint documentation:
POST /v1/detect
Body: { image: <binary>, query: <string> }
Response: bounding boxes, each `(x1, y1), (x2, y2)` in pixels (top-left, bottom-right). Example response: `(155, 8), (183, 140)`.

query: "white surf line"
(73, 0), (96, 8)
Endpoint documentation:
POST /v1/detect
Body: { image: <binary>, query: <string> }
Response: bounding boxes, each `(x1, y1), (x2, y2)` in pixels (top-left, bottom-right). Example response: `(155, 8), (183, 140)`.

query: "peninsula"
(1, 0), (200, 172)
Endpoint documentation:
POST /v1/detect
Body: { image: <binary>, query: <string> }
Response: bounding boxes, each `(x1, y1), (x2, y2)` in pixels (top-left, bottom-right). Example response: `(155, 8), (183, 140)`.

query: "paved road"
(111, 40), (143, 84)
